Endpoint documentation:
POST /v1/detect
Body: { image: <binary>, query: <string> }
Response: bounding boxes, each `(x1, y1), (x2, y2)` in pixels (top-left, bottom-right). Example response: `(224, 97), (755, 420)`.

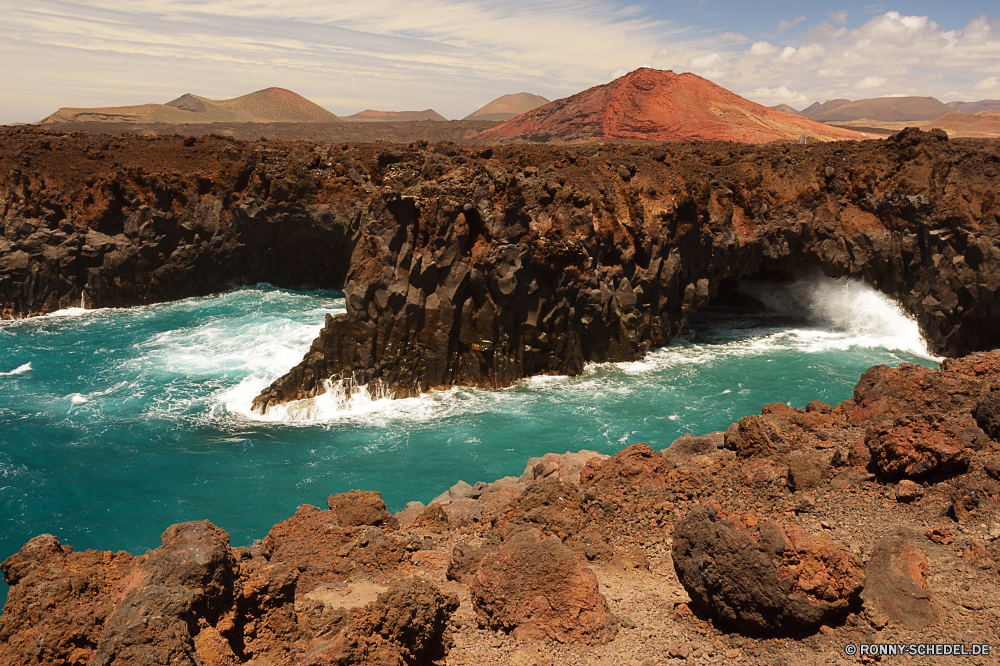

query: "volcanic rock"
(860, 533), (937, 629)
(468, 527), (617, 644)
(672, 505), (865, 636)
(0, 535), (135, 666)
(478, 68), (863, 144)
(866, 415), (971, 479)
(90, 521), (238, 666)
(326, 490), (397, 528)
(661, 431), (725, 464)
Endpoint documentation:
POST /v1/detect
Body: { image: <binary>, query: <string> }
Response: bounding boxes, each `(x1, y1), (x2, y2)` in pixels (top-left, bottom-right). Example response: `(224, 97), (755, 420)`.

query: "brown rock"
(344, 577), (459, 665)
(521, 450), (609, 485)
(0, 535), (134, 666)
(924, 524), (955, 545)
(470, 527), (617, 644)
(895, 479), (924, 502)
(672, 505), (864, 636)
(415, 503), (451, 532)
(786, 451), (831, 491)
(90, 521), (238, 666)
(193, 626), (240, 666)
(327, 489), (397, 528)
(861, 533), (937, 629)
(962, 541), (995, 567)
(661, 432), (725, 464)
(579, 442), (671, 490)
(867, 416), (970, 479)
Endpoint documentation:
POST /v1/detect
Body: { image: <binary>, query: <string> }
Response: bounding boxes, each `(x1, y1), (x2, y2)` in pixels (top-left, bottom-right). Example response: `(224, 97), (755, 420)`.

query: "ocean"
(0, 276), (938, 610)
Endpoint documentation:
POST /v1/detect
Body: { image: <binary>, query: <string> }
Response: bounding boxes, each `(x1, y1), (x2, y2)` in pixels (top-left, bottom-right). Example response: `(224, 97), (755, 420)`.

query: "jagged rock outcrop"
(252, 128), (1000, 411)
(3, 127), (1000, 412)
(672, 505), (865, 636)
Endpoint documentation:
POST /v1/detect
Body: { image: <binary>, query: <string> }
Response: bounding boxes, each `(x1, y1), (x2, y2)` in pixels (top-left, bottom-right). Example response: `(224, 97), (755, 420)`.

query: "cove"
(0, 278), (937, 610)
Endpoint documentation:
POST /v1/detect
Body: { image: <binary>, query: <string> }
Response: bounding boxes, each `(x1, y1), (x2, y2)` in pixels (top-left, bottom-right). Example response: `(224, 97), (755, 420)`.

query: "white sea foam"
(45, 307), (91, 318)
(736, 274), (938, 360)
(0, 362), (31, 376)
(69, 393), (88, 404)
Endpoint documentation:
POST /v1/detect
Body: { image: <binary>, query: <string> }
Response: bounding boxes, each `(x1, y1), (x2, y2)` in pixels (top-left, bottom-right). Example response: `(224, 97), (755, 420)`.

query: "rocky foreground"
(3, 352), (1000, 665)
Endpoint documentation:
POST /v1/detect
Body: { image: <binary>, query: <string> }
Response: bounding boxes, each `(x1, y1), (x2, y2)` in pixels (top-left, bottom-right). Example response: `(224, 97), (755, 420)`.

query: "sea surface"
(0, 276), (939, 610)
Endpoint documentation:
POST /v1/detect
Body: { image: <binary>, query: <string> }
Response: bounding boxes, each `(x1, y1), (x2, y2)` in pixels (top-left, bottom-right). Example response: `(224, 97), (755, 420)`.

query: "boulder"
(661, 432), (725, 464)
(520, 450), (609, 485)
(91, 521), (238, 666)
(327, 490), (396, 528)
(672, 505), (864, 636)
(866, 416), (970, 479)
(469, 527), (617, 644)
(860, 533), (937, 629)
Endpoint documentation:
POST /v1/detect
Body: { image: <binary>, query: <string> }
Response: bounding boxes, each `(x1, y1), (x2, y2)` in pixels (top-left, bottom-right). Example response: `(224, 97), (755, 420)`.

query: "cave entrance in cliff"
(691, 268), (932, 356)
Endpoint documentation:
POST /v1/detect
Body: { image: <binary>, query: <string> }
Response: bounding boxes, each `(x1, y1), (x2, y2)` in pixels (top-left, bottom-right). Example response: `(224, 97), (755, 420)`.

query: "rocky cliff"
(252, 128), (1000, 412)
(4, 352), (1000, 665)
(3, 127), (1000, 413)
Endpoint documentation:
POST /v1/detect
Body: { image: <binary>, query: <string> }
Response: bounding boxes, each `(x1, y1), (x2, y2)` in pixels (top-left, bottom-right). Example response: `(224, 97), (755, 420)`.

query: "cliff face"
(0, 130), (366, 314)
(253, 129), (1000, 412)
(3, 128), (1000, 411)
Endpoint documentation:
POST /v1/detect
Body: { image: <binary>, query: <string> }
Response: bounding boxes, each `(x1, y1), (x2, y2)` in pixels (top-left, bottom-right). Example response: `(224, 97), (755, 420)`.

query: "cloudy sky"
(2, 0), (999, 123)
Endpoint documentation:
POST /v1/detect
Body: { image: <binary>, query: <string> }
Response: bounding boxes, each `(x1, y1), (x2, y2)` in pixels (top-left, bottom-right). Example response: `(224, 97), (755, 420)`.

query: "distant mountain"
(42, 88), (338, 124)
(478, 68), (863, 144)
(464, 93), (550, 121)
(802, 96), (950, 122)
(922, 110), (1000, 138)
(947, 99), (1000, 114)
(769, 104), (802, 116)
(343, 109), (447, 122)
(801, 99), (850, 118)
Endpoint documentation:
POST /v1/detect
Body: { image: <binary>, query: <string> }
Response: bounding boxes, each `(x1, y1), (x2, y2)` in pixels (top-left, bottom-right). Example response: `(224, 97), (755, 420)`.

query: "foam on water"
(0, 279), (941, 614)
(0, 362), (31, 376)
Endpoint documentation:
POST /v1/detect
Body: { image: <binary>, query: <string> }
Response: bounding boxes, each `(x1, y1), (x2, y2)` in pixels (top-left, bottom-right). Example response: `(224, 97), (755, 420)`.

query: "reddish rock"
(327, 490), (397, 528)
(491, 478), (589, 543)
(469, 527), (617, 644)
(0, 535), (134, 666)
(924, 524), (955, 545)
(866, 416), (970, 479)
(579, 443), (671, 490)
(861, 534), (937, 629)
(262, 504), (406, 597)
(520, 450), (609, 485)
(672, 505), (864, 636)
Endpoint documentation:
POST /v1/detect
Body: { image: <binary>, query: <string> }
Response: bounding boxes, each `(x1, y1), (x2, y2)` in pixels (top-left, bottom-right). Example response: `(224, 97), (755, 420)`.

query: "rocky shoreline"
(3, 127), (1000, 411)
(3, 352), (999, 665)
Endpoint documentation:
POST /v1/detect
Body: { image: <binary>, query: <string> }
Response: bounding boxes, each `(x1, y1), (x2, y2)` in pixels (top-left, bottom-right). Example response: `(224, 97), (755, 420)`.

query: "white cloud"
(751, 86), (809, 107)
(973, 76), (1000, 92)
(856, 75), (887, 89)
(715, 31), (748, 43)
(831, 10), (848, 24)
(749, 41), (779, 56)
(778, 16), (806, 31)
(713, 12), (1000, 107)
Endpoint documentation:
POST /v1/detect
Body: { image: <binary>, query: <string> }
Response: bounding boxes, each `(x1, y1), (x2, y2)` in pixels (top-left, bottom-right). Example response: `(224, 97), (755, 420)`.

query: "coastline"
(3, 353), (998, 665)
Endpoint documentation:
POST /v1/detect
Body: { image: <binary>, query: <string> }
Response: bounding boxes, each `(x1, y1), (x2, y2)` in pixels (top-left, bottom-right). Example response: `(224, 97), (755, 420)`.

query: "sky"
(2, 1), (999, 123)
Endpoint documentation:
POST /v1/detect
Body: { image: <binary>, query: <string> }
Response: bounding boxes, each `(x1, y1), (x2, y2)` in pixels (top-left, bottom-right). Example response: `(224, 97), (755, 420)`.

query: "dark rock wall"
(252, 129), (1000, 410)
(0, 131), (364, 315)
(3, 128), (1000, 411)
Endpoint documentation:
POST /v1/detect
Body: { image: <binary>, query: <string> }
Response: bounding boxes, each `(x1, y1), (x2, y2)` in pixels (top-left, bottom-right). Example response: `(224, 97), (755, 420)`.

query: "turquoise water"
(0, 278), (938, 610)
